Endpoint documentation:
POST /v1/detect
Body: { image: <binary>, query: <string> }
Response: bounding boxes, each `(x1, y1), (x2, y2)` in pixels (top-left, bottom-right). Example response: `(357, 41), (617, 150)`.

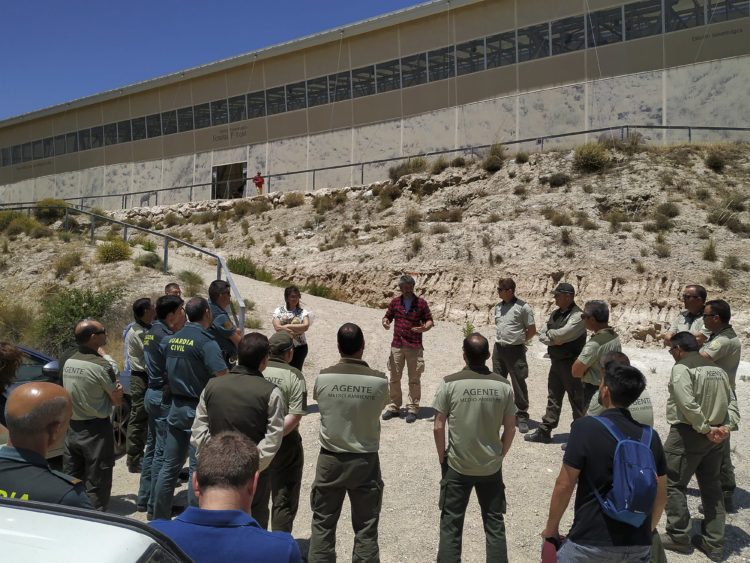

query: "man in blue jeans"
(137, 294), (186, 519)
(152, 297), (228, 520)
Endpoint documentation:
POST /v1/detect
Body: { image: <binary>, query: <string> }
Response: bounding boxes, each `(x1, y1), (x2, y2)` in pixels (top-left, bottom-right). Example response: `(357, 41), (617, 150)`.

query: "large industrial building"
(1, 0), (748, 209)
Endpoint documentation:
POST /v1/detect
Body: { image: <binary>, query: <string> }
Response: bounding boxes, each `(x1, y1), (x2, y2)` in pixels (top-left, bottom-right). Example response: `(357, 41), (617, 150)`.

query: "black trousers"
(539, 357), (585, 433)
(126, 371), (148, 466)
(63, 417), (114, 511)
(269, 429), (304, 532)
(290, 344), (308, 371)
(492, 343), (529, 421)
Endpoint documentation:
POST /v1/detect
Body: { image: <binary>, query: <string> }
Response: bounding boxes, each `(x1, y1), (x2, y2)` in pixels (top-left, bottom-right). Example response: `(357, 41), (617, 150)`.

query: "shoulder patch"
(51, 469), (82, 485)
(223, 320), (234, 330)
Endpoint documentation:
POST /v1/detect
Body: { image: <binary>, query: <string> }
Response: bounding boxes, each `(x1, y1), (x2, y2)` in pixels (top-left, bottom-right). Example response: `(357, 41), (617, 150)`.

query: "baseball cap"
(551, 283), (575, 295)
(269, 332), (294, 352)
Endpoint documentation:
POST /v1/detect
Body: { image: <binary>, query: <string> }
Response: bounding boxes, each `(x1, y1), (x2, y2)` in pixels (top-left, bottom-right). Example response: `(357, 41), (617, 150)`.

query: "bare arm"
(571, 360), (588, 379)
(541, 463), (580, 540)
(283, 413), (303, 436)
(412, 319), (434, 333)
(433, 411), (447, 464)
(699, 350), (712, 361)
(651, 474), (667, 531)
(283, 316), (310, 334)
(525, 324), (537, 341)
(213, 368), (229, 377)
(501, 414), (516, 457)
(108, 383), (123, 407)
(229, 329), (241, 346)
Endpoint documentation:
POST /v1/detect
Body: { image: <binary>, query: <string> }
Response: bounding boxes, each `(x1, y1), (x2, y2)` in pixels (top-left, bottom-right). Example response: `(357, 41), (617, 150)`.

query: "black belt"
(131, 370), (148, 378)
(148, 382), (166, 390)
(320, 447), (377, 458)
(496, 343), (523, 348)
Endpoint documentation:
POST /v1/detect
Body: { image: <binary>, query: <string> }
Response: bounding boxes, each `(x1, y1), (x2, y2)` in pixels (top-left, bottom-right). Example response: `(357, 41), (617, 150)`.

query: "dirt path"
(109, 249), (750, 562)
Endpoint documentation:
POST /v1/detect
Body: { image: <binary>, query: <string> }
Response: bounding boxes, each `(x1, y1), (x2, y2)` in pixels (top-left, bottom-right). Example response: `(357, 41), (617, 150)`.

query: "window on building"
(286, 81), (307, 111)
(0, 148), (9, 167)
(54, 136), (67, 155)
(588, 6), (624, 46)
(306, 77), (329, 107)
(91, 126), (104, 148)
(375, 59), (401, 93)
(103, 123), (118, 146)
(66, 132), (78, 152)
(401, 53), (427, 87)
(428, 46), (455, 81)
(266, 86), (286, 115)
(32, 140), (43, 160)
(518, 23), (550, 62)
(486, 31), (516, 68)
(247, 91), (266, 118)
(552, 15), (586, 54)
(625, 0), (663, 40)
(193, 104), (211, 129)
(352, 66), (376, 98)
(21, 142), (32, 162)
(146, 114), (162, 137)
(228, 95), (247, 122)
(667, 0), (706, 31)
(329, 71), (351, 102)
(161, 110), (178, 135)
(210, 99), (229, 126)
(456, 39), (485, 75)
(11, 145), (22, 164)
(44, 136), (56, 157)
(116, 120), (131, 144)
(131, 117), (146, 141)
(177, 107), (194, 132)
(708, 0), (749, 22)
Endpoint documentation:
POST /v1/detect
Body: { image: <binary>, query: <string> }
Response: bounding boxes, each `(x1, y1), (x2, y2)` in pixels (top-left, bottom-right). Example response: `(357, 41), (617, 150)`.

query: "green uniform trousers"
(720, 436), (736, 496)
(269, 429), (304, 533)
(438, 463), (507, 563)
(251, 468), (272, 529)
(492, 343), (529, 422)
(539, 357), (585, 433)
(63, 417), (114, 511)
(126, 371), (148, 466)
(309, 450), (383, 563)
(664, 424), (725, 557)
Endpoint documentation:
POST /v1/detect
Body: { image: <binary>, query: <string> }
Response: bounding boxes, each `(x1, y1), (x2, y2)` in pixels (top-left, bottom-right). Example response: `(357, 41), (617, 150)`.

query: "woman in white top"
(272, 285), (312, 371)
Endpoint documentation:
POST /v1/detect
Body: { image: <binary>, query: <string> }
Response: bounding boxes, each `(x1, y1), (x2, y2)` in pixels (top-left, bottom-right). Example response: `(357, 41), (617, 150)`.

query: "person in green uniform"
(572, 300), (621, 409)
(586, 351), (654, 426)
(661, 332), (739, 561)
(308, 323), (389, 563)
(432, 333), (517, 562)
(263, 332), (308, 533)
(700, 299), (741, 512)
(492, 277), (536, 434)
(664, 284), (709, 347)
(62, 319), (124, 511)
(125, 297), (156, 473)
(208, 280), (242, 367)
(0, 382), (92, 509)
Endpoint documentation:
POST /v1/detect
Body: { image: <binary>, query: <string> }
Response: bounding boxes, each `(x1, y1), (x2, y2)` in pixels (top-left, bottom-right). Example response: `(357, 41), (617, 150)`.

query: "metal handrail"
(5, 205), (246, 333)
(3, 124), (748, 210)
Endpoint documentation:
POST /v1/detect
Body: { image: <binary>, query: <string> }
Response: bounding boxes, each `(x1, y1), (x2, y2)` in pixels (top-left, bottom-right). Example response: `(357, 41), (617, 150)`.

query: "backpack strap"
(592, 416), (626, 442)
(639, 425), (653, 447)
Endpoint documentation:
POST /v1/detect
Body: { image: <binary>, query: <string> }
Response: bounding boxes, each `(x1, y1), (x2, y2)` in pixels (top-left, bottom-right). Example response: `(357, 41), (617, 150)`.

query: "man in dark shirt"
(381, 274), (433, 423)
(541, 363), (667, 562)
(0, 382), (91, 508)
(207, 280), (242, 368)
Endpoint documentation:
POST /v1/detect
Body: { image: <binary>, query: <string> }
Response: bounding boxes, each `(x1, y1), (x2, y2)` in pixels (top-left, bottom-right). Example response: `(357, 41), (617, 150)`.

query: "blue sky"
(0, 0), (419, 121)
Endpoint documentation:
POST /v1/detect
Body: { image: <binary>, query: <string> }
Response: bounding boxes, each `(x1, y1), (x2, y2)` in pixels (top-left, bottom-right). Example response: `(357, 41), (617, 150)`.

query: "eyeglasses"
(581, 313), (591, 319)
(682, 294), (699, 300)
(668, 346), (677, 354)
(497, 287), (510, 292)
(702, 312), (717, 318)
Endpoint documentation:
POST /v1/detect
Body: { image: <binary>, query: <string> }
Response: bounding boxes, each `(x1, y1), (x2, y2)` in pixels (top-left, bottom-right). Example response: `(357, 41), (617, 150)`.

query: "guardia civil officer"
(152, 297), (228, 520)
(207, 280), (242, 367)
(308, 323), (389, 562)
(137, 294), (186, 518)
(262, 331), (308, 532)
(661, 332), (739, 560)
(125, 297), (156, 473)
(432, 333), (517, 562)
(0, 382), (92, 508)
(62, 319), (123, 511)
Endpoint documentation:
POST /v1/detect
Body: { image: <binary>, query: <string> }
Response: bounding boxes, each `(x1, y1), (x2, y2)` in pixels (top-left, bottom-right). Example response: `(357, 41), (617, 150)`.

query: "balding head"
(74, 319), (106, 350)
(5, 383), (72, 455)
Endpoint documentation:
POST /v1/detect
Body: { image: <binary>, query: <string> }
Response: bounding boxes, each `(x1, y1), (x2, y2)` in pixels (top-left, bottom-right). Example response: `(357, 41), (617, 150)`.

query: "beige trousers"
(386, 346), (425, 414)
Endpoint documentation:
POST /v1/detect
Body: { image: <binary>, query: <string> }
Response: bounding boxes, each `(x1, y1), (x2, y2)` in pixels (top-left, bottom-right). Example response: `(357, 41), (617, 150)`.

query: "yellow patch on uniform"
(223, 321), (233, 330)
(707, 341), (722, 351)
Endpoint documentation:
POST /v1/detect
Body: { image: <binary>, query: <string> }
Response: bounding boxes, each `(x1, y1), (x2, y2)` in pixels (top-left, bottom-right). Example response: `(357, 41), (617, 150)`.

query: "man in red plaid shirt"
(381, 275), (434, 424)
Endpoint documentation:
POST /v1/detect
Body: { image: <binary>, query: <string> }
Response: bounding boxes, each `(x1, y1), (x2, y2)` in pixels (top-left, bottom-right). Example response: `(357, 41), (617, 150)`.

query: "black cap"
(551, 283), (575, 295)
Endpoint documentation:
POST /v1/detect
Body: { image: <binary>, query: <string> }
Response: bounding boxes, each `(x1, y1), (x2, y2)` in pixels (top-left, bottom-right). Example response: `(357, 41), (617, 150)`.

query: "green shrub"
(233, 200), (253, 219)
(142, 240), (157, 252)
(178, 270), (204, 296)
(134, 252), (164, 270)
(6, 216), (38, 236)
(305, 283), (333, 298)
(0, 211), (25, 232)
(37, 286), (124, 356)
(227, 256), (255, 276)
(283, 192), (305, 208)
(427, 208), (463, 222)
(249, 200), (272, 216)
(450, 156), (466, 167)
(34, 198), (70, 224)
(484, 212), (501, 223)
(574, 143), (610, 173)
(378, 184), (403, 210)
(514, 151), (529, 164)
(253, 267), (275, 283)
(58, 232), (73, 242)
(704, 150), (726, 173)
(30, 225), (54, 238)
(482, 155), (503, 173)
(548, 173), (571, 187)
(489, 143), (504, 159)
(244, 316), (263, 329)
(0, 299), (36, 343)
(706, 208), (750, 234)
(723, 254), (750, 271)
(313, 194), (336, 213)
(189, 211), (218, 225)
(644, 214), (674, 232)
(388, 157), (428, 182)
(430, 224), (449, 234)
(96, 239), (132, 263)
(512, 186), (527, 197)
(711, 269), (730, 289)
(560, 228), (573, 245)
(411, 235), (423, 254)
(163, 212), (183, 227)
(702, 239), (717, 261)
(656, 202), (680, 218)
(213, 236), (225, 249)
(403, 209), (422, 233)
(54, 252), (82, 279)
(430, 157), (449, 175)
(462, 321), (475, 338)
(88, 207), (110, 227)
(653, 243), (671, 258)
(541, 207), (572, 227)
(724, 194), (746, 212)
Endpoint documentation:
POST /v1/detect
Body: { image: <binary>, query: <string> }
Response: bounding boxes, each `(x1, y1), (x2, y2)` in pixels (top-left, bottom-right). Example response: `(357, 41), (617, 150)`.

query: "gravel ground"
(107, 259), (749, 562)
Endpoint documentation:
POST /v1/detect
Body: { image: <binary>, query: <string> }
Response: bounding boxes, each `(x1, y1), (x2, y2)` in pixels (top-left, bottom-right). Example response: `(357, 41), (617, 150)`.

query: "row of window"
(1, 0), (747, 168)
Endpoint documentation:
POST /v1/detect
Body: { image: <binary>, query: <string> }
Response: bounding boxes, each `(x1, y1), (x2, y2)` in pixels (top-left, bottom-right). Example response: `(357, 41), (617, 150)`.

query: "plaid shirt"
(385, 295), (432, 348)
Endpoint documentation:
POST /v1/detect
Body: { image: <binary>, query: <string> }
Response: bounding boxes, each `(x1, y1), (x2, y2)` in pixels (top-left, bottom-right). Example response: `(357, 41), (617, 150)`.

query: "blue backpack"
(588, 416), (658, 527)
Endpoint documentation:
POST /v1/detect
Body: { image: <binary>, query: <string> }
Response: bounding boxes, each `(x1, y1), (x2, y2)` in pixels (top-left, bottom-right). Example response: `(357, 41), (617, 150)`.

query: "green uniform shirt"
(126, 321), (150, 373)
(314, 358), (388, 454)
(668, 310), (710, 337)
(577, 327), (621, 386)
(432, 365), (516, 477)
(587, 388), (654, 426)
(701, 325), (741, 389)
(666, 351), (740, 434)
(494, 297), (535, 346)
(62, 348), (119, 420)
(264, 358), (308, 418)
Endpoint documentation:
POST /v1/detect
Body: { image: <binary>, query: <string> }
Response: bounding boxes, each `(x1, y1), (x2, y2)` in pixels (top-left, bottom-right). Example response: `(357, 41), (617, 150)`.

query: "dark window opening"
(178, 107), (194, 132)
(486, 31), (516, 68)
(247, 92), (266, 118)
(625, 0), (663, 40)
(428, 46), (455, 81)
(401, 53), (427, 87)
(329, 71), (351, 102)
(161, 111), (177, 135)
(552, 15), (586, 54)
(266, 86), (286, 115)
(44, 136), (56, 157)
(146, 114), (162, 137)
(131, 117), (147, 141)
(194, 104), (211, 129)
(376, 59), (401, 93)
(306, 77), (328, 107)
(518, 23), (550, 62)
(90, 126), (103, 148)
(211, 99), (229, 126)
(707, 0), (750, 22)
(456, 39), (485, 75)
(228, 95), (247, 122)
(66, 132), (78, 152)
(286, 81), (307, 111)
(54, 136), (66, 156)
(103, 123), (117, 146)
(667, 0), (706, 31)
(352, 66), (376, 98)
(116, 121), (131, 144)
(32, 140), (43, 160)
(212, 162), (247, 200)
